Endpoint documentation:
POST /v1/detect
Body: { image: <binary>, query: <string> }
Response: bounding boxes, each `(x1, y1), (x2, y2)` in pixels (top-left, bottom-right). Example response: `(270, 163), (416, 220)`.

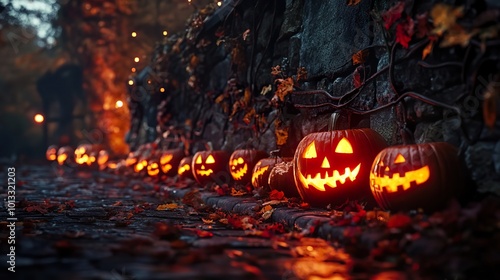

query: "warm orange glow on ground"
(34, 114), (44, 123)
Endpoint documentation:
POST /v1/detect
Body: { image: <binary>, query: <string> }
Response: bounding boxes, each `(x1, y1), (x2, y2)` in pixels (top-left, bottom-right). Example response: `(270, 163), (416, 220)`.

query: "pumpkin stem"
(328, 112), (341, 131)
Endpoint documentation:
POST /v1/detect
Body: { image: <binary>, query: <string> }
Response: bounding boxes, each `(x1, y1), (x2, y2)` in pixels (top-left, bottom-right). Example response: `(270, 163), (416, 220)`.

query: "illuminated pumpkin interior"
(178, 163), (190, 175)
(251, 164), (269, 186)
(370, 153), (430, 193)
(298, 138), (360, 192)
(98, 150), (109, 166)
(46, 146), (57, 161)
(147, 162), (160, 176)
(57, 153), (68, 165)
(135, 159), (148, 172)
(160, 154), (173, 173)
(230, 157), (248, 180)
(195, 154), (215, 176)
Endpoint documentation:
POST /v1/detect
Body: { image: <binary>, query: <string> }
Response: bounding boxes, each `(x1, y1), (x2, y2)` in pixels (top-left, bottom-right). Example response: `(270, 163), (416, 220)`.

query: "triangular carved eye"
(206, 155), (215, 164)
(335, 138), (353, 154)
(304, 141), (317, 159)
(195, 155), (202, 164)
(394, 153), (406, 164)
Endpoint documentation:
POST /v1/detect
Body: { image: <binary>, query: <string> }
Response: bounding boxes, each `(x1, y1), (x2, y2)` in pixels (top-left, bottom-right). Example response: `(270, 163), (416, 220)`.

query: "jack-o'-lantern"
(147, 160), (160, 177)
(134, 158), (148, 173)
(370, 142), (465, 212)
(159, 149), (185, 176)
(46, 145), (58, 161)
(57, 146), (73, 166)
(229, 149), (268, 184)
(74, 144), (93, 165)
(251, 156), (292, 189)
(294, 129), (387, 207)
(97, 150), (109, 167)
(268, 160), (300, 198)
(178, 156), (194, 179)
(192, 150), (230, 186)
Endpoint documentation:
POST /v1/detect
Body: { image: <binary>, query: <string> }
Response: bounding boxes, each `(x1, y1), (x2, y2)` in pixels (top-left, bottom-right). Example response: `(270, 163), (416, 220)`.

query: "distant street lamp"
(34, 113), (44, 123)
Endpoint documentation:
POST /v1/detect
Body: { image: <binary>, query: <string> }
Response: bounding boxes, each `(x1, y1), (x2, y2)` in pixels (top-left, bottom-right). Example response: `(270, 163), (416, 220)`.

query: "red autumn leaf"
(395, 16), (415, 48)
(387, 213), (412, 229)
(24, 205), (48, 214)
(195, 229), (214, 238)
(133, 205), (144, 214)
(382, 1), (405, 30)
(227, 215), (243, 229)
(269, 190), (285, 200)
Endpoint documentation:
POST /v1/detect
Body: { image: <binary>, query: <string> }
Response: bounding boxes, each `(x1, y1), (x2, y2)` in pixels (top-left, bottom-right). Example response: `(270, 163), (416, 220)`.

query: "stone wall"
(129, 0), (500, 195)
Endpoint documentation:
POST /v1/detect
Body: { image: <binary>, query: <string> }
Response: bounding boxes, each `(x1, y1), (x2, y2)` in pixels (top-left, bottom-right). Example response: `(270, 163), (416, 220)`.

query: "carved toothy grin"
(196, 169), (213, 176)
(178, 164), (190, 175)
(251, 166), (269, 185)
(161, 164), (173, 173)
(231, 164), (248, 180)
(298, 163), (361, 191)
(370, 165), (430, 193)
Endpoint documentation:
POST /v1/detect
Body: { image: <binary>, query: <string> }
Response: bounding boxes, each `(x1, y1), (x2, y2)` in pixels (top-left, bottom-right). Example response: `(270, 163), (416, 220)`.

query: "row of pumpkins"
(46, 128), (466, 212)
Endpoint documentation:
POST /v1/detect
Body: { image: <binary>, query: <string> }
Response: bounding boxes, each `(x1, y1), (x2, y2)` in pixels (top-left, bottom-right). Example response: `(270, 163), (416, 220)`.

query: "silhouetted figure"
(36, 63), (85, 146)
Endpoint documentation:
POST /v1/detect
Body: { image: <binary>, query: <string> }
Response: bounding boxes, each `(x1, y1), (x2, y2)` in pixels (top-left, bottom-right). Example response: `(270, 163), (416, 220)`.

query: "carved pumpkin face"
(370, 142), (465, 212)
(46, 145), (58, 161)
(251, 157), (289, 189)
(57, 146), (74, 166)
(159, 149), (184, 176)
(178, 156), (194, 179)
(147, 160), (160, 177)
(192, 151), (230, 185)
(134, 159), (148, 173)
(229, 150), (268, 184)
(294, 129), (387, 207)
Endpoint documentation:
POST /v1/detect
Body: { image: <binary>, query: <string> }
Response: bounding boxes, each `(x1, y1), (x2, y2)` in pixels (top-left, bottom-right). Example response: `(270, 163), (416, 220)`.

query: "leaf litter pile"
(6, 165), (499, 279)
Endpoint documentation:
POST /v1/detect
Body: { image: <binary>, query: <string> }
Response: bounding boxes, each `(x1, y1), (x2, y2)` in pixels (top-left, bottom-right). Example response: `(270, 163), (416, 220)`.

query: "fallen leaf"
(431, 4), (464, 36)
(260, 84), (273, 95)
(195, 229), (213, 238)
(387, 213), (412, 229)
(242, 29), (251, 41)
(156, 203), (181, 211)
(231, 188), (247, 196)
(382, 1), (405, 30)
(395, 16), (415, 48)
(202, 218), (214, 224)
(346, 0), (361, 6)
(352, 49), (368, 65)
(422, 39), (435, 59)
(269, 190), (285, 200)
(112, 201), (123, 206)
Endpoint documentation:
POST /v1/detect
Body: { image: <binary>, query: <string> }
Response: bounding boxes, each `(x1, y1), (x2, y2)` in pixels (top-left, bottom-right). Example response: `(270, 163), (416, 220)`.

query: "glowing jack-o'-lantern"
(192, 150), (230, 186)
(251, 156), (291, 189)
(229, 149), (268, 184)
(74, 144), (94, 166)
(134, 158), (148, 173)
(57, 146), (74, 166)
(46, 145), (58, 161)
(147, 160), (160, 177)
(159, 149), (184, 176)
(294, 129), (387, 207)
(370, 142), (465, 211)
(97, 150), (109, 170)
(178, 156), (194, 179)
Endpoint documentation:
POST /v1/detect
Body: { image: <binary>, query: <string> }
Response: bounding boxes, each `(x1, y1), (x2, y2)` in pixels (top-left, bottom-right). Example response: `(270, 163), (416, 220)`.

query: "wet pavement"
(1, 164), (499, 280)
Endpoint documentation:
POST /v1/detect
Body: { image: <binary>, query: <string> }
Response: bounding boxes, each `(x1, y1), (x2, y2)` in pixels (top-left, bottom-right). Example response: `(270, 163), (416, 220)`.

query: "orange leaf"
(352, 49), (368, 65)
(422, 39), (435, 59)
(430, 4), (464, 36)
(346, 0), (361, 6)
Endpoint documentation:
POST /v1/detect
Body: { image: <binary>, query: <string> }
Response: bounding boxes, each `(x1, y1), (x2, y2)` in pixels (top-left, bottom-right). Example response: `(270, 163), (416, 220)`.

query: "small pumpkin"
(159, 149), (185, 176)
(294, 128), (387, 207)
(147, 160), (161, 177)
(57, 146), (74, 166)
(178, 156), (194, 179)
(229, 149), (268, 184)
(370, 142), (465, 212)
(192, 150), (230, 186)
(46, 145), (58, 161)
(268, 160), (300, 198)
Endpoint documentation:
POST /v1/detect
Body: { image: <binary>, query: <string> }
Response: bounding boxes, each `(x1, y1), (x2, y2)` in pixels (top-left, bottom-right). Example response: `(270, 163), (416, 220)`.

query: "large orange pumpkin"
(229, 149), (268, 184)
(370, 142), (465, 212)
(192, 150), (231, 186)
(294, 128), (387, 207)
